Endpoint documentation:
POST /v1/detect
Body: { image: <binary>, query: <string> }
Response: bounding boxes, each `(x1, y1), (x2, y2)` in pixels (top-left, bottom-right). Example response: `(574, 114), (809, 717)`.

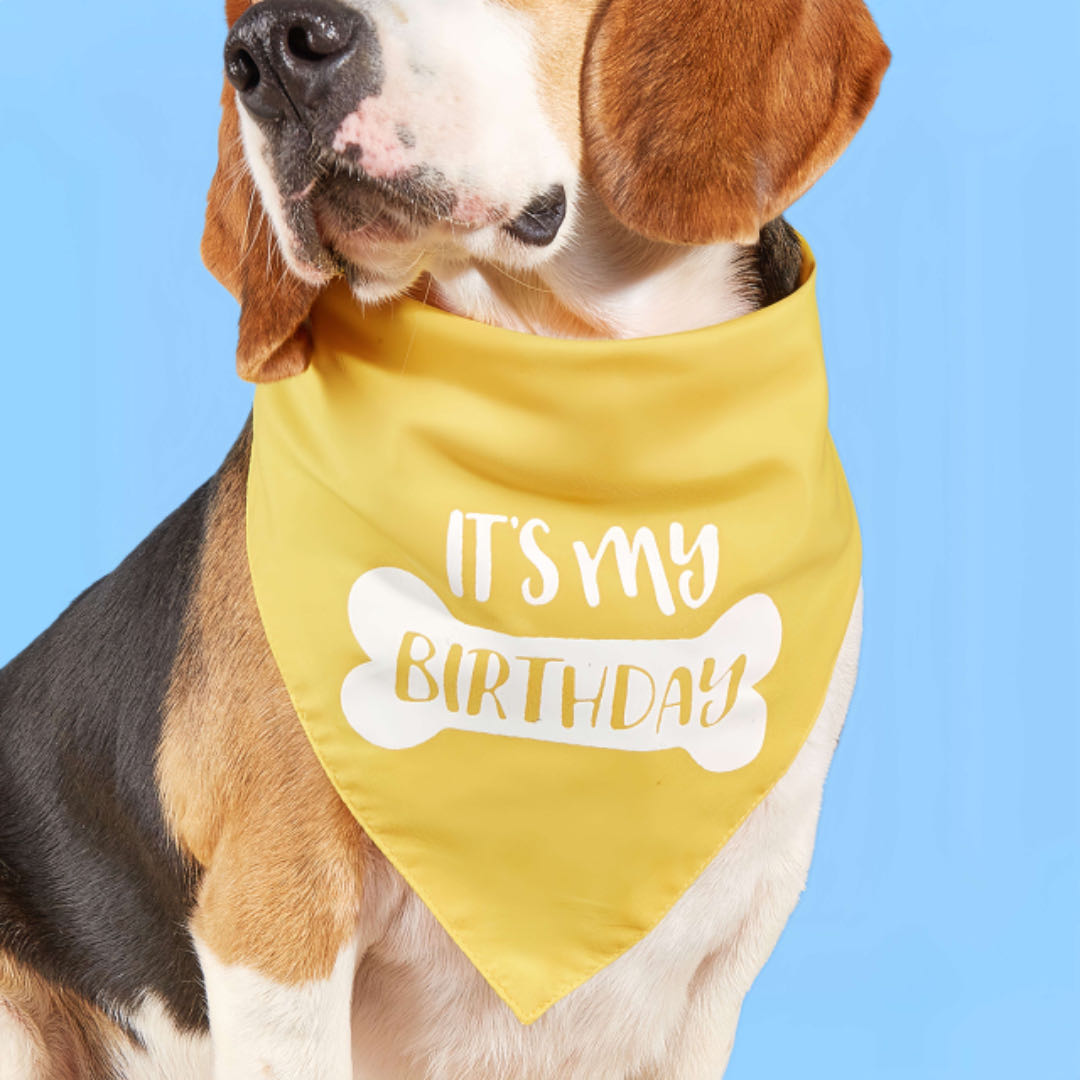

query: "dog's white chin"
(345, 267), (420, 304)
(285, 257), (335, 289)
(274, 232), (420, 301)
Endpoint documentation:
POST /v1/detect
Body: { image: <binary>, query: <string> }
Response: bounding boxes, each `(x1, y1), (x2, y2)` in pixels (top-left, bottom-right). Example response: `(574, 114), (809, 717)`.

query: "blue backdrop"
(1, 2), (1076, 1075)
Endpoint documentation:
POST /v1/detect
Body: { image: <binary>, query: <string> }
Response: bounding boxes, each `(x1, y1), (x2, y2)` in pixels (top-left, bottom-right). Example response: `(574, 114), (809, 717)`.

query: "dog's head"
(203, 0), (889, 381)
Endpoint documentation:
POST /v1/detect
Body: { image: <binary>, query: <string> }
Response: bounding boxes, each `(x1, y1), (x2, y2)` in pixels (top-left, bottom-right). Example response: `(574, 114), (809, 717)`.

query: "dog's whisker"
(241, 186), (257, 251)
(485, 262), (553, 296)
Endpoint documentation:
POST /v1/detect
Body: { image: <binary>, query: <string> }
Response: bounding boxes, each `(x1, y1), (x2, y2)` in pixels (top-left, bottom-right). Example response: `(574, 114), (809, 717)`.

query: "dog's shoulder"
(0, 471), (214, 1032)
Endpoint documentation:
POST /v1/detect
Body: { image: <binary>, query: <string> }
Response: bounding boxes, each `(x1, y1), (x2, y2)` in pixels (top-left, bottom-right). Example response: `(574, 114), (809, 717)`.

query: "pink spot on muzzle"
(453, 193), (505, 228)
(332, 99), (416, 180)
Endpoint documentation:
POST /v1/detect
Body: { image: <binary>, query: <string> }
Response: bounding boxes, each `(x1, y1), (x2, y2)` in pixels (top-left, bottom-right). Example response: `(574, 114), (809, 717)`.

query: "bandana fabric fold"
(246, 240), (861, 1023)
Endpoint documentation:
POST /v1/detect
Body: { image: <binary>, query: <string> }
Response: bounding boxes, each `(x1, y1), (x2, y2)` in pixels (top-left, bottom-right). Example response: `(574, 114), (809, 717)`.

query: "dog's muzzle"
(224, 0), (382, 125)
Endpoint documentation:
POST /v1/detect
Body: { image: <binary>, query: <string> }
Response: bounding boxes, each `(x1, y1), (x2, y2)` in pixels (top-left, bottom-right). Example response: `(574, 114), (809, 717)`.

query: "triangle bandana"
(246, 240), (862, 1023)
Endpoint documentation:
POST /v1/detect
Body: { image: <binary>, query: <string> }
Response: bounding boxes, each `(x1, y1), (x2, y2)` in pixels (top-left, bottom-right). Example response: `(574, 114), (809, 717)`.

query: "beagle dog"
(0, 1), (889, 1077)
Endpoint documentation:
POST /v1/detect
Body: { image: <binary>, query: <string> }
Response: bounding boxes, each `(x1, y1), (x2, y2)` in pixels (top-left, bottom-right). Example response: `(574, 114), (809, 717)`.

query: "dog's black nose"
(504, 186), (568, 247)
(224, 0), (379, 123)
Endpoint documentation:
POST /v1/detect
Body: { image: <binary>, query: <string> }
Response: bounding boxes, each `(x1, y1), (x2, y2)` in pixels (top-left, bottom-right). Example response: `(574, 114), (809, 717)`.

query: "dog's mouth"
(267, 135), (568, 293)
(273, 146), (461, 279)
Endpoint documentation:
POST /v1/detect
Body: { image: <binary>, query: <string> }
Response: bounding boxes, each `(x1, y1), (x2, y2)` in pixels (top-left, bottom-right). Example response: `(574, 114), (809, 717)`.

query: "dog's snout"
(225, 0), (380, 123)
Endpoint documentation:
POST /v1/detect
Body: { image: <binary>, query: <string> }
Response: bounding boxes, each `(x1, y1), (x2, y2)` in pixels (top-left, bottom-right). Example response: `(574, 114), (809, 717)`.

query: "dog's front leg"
(195, 931), (359, 1080)
(189, 813), (369, 1080)
(153, 433), (375, 1078)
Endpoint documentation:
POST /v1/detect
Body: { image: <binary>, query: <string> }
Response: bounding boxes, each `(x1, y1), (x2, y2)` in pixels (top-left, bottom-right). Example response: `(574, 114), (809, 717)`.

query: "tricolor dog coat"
(0, 0), (889, 1075)
(247, 241), (861, 1022)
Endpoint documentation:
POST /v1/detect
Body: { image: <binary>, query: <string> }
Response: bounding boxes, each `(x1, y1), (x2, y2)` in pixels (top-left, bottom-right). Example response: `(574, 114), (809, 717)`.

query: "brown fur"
(581, 0), (891, 244)
(157, 428), (368, 983)
(201, 0), (318, 384)
(0, 951), (122, 1080)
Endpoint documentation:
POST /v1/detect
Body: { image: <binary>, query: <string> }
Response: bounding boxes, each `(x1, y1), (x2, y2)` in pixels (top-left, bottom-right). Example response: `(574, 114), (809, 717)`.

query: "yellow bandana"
(246, 241), (861, 1023)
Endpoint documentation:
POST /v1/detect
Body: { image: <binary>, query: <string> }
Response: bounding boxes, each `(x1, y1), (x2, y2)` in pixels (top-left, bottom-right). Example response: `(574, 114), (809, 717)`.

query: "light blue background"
(1, 2), (1077, 1076)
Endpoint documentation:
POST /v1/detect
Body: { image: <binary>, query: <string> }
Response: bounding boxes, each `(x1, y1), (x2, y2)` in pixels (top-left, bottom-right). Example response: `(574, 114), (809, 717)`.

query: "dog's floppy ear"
(202, 0), (319, 383)
(581, 0), (890, 245)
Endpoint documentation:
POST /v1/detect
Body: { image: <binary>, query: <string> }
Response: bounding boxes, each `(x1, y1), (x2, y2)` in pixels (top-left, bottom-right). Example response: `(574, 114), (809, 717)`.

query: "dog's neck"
(411, 189), (757, 339)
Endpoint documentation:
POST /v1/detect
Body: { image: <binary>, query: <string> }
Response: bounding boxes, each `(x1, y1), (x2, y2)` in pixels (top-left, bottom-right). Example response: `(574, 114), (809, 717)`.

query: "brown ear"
(202, 50), (319, 382)
(581, 0), (891, 245)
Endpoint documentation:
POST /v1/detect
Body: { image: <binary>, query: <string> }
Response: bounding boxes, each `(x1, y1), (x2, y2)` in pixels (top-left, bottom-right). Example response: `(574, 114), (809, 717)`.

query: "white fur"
(424, 187), (756, 338)
(193, 935), (360, 1079)
(0, 1002), (40, 1079)
(337, 0), (575, 240)
(111, 996), (213, 1080)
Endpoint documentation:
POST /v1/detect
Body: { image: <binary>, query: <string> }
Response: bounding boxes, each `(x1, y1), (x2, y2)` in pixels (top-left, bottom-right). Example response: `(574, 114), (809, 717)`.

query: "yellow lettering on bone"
(561, 665), (608, 729)
(396, 631), (440, 703)
(657, 666), (694, 731)
(517, 656), (562, 723)
(443, 642), (464, 713)
(610, 665), (655, 730)
(467, 648), (511, 719)
(700, 655), (748, 727)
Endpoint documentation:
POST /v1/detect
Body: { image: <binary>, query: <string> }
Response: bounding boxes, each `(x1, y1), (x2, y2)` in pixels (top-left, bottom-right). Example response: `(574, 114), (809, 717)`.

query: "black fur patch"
(0, 481), (212, 1033)
(753, 217), (805, 308)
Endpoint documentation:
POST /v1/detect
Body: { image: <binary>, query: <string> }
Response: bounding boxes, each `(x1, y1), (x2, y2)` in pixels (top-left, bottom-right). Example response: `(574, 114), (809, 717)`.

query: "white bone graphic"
(341, 567), (782, 773)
